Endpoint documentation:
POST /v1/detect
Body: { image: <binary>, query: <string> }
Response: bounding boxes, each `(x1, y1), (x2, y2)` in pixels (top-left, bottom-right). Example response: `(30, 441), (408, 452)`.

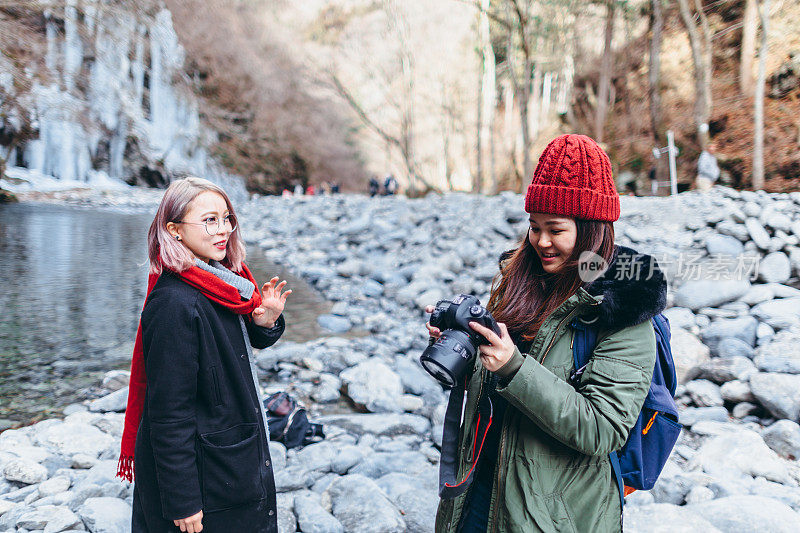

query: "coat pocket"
(542, 492), (578, 533)
(198, 423), (264, 511)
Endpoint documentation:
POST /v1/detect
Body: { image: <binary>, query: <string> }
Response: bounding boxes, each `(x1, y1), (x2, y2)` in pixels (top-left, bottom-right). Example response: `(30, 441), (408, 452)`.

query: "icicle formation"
(6, 0), (236, 190)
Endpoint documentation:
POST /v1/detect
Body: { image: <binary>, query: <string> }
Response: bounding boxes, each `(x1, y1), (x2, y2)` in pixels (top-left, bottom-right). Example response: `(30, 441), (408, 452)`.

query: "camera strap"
(438, 376), (493, 500)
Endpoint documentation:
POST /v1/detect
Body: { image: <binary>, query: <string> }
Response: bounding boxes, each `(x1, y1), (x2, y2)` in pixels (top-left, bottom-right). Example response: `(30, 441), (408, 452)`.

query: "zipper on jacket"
(540, 307), (581, 366)
(487, 414), (508, 533)
(486, 306), (581, 531)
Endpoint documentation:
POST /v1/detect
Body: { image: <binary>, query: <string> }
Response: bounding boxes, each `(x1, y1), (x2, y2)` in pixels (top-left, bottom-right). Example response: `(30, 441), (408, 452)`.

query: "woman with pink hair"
(119, 177), (291, 532)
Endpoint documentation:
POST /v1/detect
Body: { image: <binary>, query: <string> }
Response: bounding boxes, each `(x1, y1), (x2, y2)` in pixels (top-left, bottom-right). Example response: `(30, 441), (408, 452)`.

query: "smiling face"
(167, 191), (232, 264)
(527, 213), (578, 273)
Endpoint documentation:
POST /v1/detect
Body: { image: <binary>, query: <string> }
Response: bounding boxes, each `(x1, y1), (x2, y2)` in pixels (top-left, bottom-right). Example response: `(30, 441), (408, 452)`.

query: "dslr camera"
(420, 294), (501, 387)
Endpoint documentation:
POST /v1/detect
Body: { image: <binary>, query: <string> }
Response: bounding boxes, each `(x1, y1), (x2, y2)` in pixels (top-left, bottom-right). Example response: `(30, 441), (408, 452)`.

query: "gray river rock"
(5, 186), (800, 531)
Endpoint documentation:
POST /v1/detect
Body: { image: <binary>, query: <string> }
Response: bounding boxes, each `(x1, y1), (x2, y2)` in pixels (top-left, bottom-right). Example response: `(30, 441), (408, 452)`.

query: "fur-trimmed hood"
(582, 245), (667, 330)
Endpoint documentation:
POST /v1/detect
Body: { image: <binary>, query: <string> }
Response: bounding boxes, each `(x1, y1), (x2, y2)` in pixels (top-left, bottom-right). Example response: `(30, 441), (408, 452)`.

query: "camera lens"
(420, 329), (477, 388)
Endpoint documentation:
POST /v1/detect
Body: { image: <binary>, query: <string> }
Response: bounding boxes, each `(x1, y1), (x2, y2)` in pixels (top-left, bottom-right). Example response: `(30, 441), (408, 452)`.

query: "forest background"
(1, 0), (799, 196)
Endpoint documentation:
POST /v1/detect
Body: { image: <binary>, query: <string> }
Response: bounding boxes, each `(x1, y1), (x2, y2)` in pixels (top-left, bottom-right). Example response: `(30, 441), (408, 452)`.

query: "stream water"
(0, 202), (332, 425)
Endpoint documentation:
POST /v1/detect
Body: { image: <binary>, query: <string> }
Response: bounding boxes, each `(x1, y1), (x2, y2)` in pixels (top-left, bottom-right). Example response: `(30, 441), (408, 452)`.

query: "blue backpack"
(570, 313), (681, 509)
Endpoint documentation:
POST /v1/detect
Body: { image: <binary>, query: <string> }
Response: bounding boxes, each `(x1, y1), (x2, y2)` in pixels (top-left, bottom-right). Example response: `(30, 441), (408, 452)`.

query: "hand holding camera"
(420, 295), (515, 387)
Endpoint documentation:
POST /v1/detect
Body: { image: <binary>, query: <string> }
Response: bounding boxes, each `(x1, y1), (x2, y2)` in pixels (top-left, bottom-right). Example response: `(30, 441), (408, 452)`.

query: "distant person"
(383, 174), (398, 196)
(331, 182), (340, 194)
(695, 142), (720, 192)
(305, 184), (315, 196)
(281, 189), (292, 197)
(119, 177), (291, 533)
(293, 183), (303, 195)
(648, 166), (658, 195)
(369, 177), (380, 197)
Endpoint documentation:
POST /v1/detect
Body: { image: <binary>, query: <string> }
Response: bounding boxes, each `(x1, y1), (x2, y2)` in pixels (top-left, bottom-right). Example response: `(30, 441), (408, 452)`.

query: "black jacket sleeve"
(246, 313), (285, 349)
(142, 292), (203, 521)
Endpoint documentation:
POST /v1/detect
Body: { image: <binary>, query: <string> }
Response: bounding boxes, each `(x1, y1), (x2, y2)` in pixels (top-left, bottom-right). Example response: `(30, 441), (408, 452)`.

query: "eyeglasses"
(176, 214), (238, 235)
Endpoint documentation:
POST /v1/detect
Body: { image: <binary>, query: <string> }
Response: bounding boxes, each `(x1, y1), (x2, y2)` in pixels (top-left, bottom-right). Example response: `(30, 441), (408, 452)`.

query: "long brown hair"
(487, 218), (615, 341)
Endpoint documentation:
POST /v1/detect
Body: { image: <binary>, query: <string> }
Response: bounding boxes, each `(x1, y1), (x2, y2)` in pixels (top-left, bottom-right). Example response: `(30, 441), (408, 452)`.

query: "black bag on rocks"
(264, 392), (325, 449)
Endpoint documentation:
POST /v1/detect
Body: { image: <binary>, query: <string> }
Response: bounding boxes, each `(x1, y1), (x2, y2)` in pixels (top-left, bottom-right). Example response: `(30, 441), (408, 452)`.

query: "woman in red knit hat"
(430, 134), (667, 532)
(120, 177), (291, 533)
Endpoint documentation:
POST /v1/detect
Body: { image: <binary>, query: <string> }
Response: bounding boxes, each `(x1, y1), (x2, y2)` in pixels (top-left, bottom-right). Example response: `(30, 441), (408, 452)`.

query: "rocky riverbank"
(3, 187), (800, 532)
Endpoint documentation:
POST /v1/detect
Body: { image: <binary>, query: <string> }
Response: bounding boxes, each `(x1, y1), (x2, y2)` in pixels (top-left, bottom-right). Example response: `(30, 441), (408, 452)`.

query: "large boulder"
(700, 317), (757, 356)
(35, 422), (115, 457)
(340, 359), (404, 413)
(758, 252), (792, 284)
(762, 420), (800, 460)
(754, 331), (800, 373)
(348, 451), (432, 479)
(624, 503), (721, 532)
(77, 497), (131, 533)
(673, 280), (750, 311)
(705, 234), (744, 257)
(685, 496), (800, 533)
(316, 413), (431, 437)
(293, 491), (344, 533)
(751, 298), (800, 329)
(750, 373), (800, 420)
(88, 388), (128, 413)
(688, 356), (757, 385)
(3, 458), (48, 485)
(669, 328), (711, 383)
(393, 489), (439, 533)
(324, 474), (405, 533)
(15, 505), (80, 531)
(687, 428), (792, 484)
(684, 380), (723, 407)
(745, 218), (772, 249)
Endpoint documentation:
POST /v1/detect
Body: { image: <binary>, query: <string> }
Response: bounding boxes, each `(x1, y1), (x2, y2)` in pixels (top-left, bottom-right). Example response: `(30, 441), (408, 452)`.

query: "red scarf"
(116, 262), (262, 482)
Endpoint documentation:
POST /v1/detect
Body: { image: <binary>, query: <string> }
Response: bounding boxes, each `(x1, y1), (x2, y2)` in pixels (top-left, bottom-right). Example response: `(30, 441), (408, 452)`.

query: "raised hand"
(469, 321), (515, 373)
(252, 276), (292, 328)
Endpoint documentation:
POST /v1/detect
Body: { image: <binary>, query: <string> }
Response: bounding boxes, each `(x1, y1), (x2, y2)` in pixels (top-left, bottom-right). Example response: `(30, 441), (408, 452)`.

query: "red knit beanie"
(524, 134), (620, 222)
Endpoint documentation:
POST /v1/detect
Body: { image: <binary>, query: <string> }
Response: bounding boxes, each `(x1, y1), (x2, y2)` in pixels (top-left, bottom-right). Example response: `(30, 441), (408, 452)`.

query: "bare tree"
(677, 0), (713, 149)
(647, 0), (666, 188)
(327, 71), (437, 193)
(476, 0), (497, 193)
(752, 0), (770, 190)
(0, 0), (45, 184)
(648, 0), (664, 145)
(740, 0), (758, 96)
(594, 0), (616, 143)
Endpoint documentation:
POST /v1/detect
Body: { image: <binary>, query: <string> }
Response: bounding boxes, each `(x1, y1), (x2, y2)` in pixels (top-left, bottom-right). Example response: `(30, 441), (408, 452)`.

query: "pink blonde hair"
(147, 177), (246, 274)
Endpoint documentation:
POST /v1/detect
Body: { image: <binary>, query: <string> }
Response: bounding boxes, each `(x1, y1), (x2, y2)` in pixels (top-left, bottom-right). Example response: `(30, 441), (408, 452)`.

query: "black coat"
(132, 271), (284, 533)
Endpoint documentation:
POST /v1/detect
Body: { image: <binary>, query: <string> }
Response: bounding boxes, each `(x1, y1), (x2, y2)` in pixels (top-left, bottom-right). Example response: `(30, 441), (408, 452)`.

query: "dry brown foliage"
(164, 0), (365, 193)
(569, 0), (800, 191)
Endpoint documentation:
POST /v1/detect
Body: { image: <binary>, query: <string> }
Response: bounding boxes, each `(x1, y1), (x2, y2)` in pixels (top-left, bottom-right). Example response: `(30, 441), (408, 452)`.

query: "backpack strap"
(570, 318), (625, 512)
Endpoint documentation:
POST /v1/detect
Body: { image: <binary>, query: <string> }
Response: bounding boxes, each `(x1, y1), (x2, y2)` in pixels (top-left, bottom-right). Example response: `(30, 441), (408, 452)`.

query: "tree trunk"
(752, 0), (770, 191)
(520, 53), (532, 188)
(475, 0), (496, 194)
(677, 0), (713, 149)
(476, 52), (484, 193)
(595, 0), (616, 143)
(481, 0), (496, 194)
(648, 0), (663, 145)
(740, 0), (758, 96)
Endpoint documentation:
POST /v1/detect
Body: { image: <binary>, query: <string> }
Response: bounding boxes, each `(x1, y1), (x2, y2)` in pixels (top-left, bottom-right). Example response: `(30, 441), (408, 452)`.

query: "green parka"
(435, 246), (666, 533)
